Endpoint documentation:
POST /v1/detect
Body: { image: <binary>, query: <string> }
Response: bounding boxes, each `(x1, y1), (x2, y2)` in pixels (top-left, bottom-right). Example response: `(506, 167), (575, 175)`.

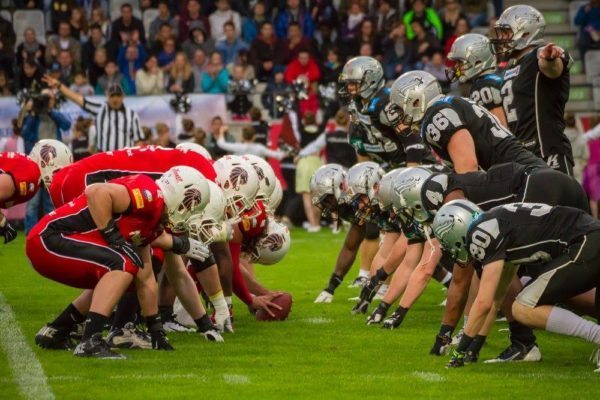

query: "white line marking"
(0, 292), (54, 400)
(222, 374), (250, 384)
(412, 371), (446, 382)
(108, 373), (205, 381)
(302, 317), (333, 324)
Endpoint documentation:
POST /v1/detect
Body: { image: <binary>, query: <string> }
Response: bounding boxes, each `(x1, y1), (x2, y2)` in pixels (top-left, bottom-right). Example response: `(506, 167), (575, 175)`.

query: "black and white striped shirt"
(82, 98), (144, 152)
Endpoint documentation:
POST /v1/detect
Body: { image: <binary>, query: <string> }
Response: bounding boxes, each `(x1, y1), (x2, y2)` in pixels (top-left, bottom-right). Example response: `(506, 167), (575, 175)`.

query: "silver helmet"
(346, 161), (384, 223)
(338, 56), (385, 101)
(447, 33), (496, 83)
(389, 71), (443, 125)
(391, 167), (434, 223)
(375, 168), (407, 212)
(432, 199), (483, 265)
(310, 164), (347, 214)
(492, 5), (545, 56)
(420, 173), (450, 216)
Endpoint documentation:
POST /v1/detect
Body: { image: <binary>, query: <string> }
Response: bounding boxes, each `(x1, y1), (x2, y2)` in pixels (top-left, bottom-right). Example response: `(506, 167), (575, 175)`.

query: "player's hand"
(100, 219), (143, 268)
(538, 42), (564, 61)
(0, 219), (17, 244)
(251, 293), (283, 318)
(351, 299), (370, 314)
(171, 235), (210, 261)
(430, 332), (453, 356)
(447, 348), (466, 368)
(149, 328), (174, 350)
(314, 290), (333, 303)
(366, 302), (389, 325)
(357, 275), (382, 305)
(200, 328), (225, 342)
(382, 309), (406, 330)
(42, 74), (60, 89)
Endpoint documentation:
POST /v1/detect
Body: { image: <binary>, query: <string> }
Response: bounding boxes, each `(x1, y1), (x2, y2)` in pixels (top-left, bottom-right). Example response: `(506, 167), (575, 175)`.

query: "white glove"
(212, 222), (233, 243)
(185, 238), (211, 261)
(215, 314), (234, 333)
(202, 328), (224, 342)
(314, 290), (333, 303)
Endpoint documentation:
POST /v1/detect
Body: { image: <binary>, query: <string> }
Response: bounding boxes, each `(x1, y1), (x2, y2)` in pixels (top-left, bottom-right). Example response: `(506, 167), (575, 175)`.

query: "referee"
(43, 75), (144, 152)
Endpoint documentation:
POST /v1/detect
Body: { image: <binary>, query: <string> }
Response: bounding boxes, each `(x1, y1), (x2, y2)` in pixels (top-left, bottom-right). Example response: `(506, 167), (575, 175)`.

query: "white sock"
(377, 284), (389, 294)
(210, 291), (228, 316)
(441, 272), (452, 286)
(358, 269), (369, 279)
(224, 296), (232, 307)
(547, 306), (600, 345)
(462, 315), (468, 329)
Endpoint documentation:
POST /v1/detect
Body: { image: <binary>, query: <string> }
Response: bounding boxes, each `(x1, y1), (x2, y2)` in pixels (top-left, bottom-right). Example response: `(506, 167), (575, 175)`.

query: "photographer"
(227, 65), (254, 119)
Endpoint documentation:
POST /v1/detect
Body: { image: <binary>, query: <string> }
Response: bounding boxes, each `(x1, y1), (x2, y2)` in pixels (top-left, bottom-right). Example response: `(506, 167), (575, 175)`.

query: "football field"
(0, 228), (599, 400)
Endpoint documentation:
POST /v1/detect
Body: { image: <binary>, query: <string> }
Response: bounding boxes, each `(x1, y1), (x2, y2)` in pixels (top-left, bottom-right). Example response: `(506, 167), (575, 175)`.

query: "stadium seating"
(142, 8), (159, 40)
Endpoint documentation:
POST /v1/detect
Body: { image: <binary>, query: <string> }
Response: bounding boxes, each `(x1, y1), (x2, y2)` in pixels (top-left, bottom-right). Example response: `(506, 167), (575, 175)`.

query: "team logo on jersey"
(503, 66), (520, 80)
(19, 182), (27, 196)
(132, 188), (145, 209)
(226, 167), (248, 191)
(181, 188), (203, 211)
(40, 144), (57, 167)
(263, 233), (285, 252)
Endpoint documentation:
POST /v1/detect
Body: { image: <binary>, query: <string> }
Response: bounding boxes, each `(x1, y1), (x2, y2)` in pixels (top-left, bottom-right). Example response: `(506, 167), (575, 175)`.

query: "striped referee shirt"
(82, 98), (144, 152)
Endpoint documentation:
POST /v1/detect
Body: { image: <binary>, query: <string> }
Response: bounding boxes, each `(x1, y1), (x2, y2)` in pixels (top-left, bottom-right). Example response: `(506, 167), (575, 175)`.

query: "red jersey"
(49, 146), (215, 207)
(0, 152), (41, 208)
(32, 174), (165, 247)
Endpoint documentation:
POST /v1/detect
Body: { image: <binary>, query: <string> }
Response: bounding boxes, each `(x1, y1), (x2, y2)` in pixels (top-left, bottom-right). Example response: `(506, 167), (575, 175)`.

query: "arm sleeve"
(131, 112), (143, 143)
(229, 242), (254, 305)
(259, 145), (286, 160)
(574, 7), (586, 26)
(299, 133), (326, 157)
(82, 98), (103, 116)
(216, 137), (246, 154)
(403, 12), (415, 40)
(201, 73), (214, 92)
(428, 8), (444, 40)
(585, 123), (600, 141)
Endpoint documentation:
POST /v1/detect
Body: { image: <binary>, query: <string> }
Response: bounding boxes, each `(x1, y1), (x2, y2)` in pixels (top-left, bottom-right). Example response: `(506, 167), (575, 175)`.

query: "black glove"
(447, 348), (466, 368)
(382, 306), (408, 330)
(430, 332), (453, 356)
(360, 268), (389, 303)
(146, 315), (174, 351)
(0, 219), (17, 244)
(100, 219), (143, 268)
(367, 302), (390, 325)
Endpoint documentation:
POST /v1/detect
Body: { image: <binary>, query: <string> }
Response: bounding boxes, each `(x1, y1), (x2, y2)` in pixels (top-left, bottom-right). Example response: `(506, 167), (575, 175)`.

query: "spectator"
(88, 47), (108, 87)
(275, 0), (315, 39)
(444, 17), (470, 63)
(82, 24), (106, 71)
(0, 119), (25, 153)
(110, 3), (146, 49)
(167, 52), (195, 94)
(70, 71), (95, 95)
(373, 0), (397, 38)
(404, 0), (444, 41)
(71, 117), (92, 161)
(349, 18), (381, 58)
(216, 21), (249, 67)
(56, 49), (78, 86)
(564, 113), (589, 184)
(383, 22), (412, 79)
(140, 125), (153, 144)
(424, 51), (450, 92)
(150, 0), (179, 41)
(191, 49), (208, 92)
(320, 47), (342, 84)
(0, 13), (16, 60)
(45, 21), (82, 67)
(216, 125), (286, 158)
(204, 115), (236, 158)
(117, 41), (147, 94)
(236, 50), (256, 79)
(575, 0), (600, 65)
(250, 21), (280, 76)
(151, 23), (176, 54)
(285, 48), (321, 84)
(177, 118), (196, 142)
(70, 6), (89, 41)
(155, 122), (176, 148)
(262, 70), (288, 118)
(314, 22), (344, 63)
(407, 21), (441, 67)
(51, 0), (77, 32)
(95, 60), (132, 95)
(309, 0), (338, 27)
(342, 1), (365, 41)
(243, 1), (269, 44)
(249, 106), (269, 145)
(440, 0), (468, 43)
(16, 57), (43, 91)
(277, 22), (314, 66)
(16, 28), (45, 69)
(209, 0), (242, 42)
(192, 127), (207, 145)
(463, 0), (488, 27)
(179, 0), (210, 42)
(0, 70), (14, 95)
(157, 36), (178, 71)
(136, 55), (165, 95)
(182, 26), (216, 62)
(90, 7), (111, 39)
(201, 51), (230, 93)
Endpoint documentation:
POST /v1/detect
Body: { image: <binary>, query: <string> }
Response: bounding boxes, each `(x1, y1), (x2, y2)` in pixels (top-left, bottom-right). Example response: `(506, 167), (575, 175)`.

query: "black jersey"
(466, 203), (600, 267)
(325, 129), (357, 169)
(420, 96), (547, 171)
(337, 203), (361, 225)
(500, 47), (572, 158)
(469, 73), (504, 111)
(348, 87), (437, 168)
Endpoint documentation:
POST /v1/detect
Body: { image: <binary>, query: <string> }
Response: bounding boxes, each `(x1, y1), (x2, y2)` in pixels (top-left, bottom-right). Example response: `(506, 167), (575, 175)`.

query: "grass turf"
(0, 228), (599, 400)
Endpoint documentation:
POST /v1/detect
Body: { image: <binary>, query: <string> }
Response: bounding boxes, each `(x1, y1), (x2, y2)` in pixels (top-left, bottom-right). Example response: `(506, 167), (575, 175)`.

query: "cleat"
(451, 328), (464, 346)
(382, 309), (405, 330)
(484, 342), (542, 363)
(201, 328), (224, 342)
(74, 333), (126, 359)
(35, 324), (75, 350)
(464, 350), (479, 363)
(348, 276), (368, 288)
(314, 290), (334, 303)
(106, 322), (152, 349)
(162, 315), (195, 333)
(373, 285), (388, 301)
(70, 323), (84, 340)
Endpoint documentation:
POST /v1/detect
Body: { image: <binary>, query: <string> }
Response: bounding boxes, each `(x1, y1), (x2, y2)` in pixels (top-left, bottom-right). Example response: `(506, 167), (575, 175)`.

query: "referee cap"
(107, 84), (124, 96)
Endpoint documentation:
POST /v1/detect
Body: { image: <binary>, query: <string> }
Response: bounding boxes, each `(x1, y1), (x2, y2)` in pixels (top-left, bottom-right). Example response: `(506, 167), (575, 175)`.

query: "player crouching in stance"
(434, 201), (600, 371)
(27, 166), (212, 359)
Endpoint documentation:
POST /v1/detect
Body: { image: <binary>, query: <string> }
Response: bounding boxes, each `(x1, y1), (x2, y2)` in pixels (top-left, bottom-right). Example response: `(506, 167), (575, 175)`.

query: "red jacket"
(284, 58), (321, 84)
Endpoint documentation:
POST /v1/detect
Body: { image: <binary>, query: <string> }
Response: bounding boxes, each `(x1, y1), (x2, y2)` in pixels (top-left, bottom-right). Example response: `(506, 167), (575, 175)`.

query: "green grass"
(1, 228), (600, 399)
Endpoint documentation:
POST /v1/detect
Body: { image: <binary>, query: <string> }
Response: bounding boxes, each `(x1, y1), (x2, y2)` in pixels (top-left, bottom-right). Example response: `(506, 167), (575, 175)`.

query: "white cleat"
(314, 291), (333, 303)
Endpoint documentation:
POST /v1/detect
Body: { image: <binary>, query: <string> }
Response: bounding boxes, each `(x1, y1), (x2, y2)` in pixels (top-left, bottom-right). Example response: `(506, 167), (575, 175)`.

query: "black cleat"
(35, 324), (75, 350)
(74, 333), (126, 359)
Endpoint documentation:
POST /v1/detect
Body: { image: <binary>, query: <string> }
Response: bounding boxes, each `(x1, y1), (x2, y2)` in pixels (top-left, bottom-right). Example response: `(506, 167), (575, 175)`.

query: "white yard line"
(0, 292), (54, 400)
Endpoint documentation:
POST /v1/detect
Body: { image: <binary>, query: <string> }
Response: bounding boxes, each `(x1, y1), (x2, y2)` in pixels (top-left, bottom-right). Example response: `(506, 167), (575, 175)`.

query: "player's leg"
(348, 222), (379, 288)
(211, 241), (234, 305)
(195, 262), (231, 333)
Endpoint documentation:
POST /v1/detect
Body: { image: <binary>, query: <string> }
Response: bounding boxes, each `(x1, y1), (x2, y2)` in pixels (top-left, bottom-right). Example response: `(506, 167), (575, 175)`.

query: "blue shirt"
(215, 38), (249, 66)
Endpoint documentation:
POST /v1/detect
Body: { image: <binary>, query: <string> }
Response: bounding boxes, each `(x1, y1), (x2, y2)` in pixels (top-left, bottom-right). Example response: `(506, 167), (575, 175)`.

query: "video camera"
(227, 79), (256, 95)
(274, 78), (309, 114)
(16, 87), (53, 114)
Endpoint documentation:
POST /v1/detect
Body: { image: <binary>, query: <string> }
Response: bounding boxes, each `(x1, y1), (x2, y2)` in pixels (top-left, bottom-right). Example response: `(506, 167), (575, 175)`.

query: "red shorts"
(26, 230), (140, 289)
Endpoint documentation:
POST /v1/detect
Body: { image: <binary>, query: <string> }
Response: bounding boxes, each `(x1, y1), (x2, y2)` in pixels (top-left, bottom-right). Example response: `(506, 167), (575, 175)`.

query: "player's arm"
(151, 230), (210, 261)
(357, 154), (371, 162)
(489, 106), (508, 129)
(42, 74), (85, 107)
(538, 43), (566, 79)
(0, 174), (16, 243)
(85, 183), (132, 228)
(397, 238), (443, 310)
(447, 129), (479, 173)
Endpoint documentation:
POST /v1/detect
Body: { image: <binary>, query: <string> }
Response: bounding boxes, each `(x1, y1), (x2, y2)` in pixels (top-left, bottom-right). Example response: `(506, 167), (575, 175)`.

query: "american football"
(256, 292), (293, 321)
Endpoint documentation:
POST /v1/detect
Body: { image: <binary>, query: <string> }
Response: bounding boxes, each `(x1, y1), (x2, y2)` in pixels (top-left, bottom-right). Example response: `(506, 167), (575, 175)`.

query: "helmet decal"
(181, 187), (203, 211)
(264, 233), (284, 252)
(40, 144), (57, 167)
(229, 166), (249, 190)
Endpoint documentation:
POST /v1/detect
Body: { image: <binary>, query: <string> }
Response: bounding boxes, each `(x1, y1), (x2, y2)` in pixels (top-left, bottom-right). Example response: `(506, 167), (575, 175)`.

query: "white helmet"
(447, 33), (496, 83)
(176, 142), (212, 159)
(155, 165), (210, 233)
(186, 181), (227, 244)
(267, 178), (283, 213)
(251, 220), (291, 265)
(389, 71), (443, 125)
(213, 155), (260, 222)
(241, 154), (276, 203)
(492, 5), (545, 57)
(29, 139), (73, 187)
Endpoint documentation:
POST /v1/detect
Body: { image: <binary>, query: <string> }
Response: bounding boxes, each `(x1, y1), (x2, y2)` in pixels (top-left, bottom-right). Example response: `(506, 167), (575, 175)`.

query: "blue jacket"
(216, 38), (249, 66)
(201, 68), (230, 94)
(274, 8), (314, 39)
(117, 44), (147, 95)
(575, 6), (600, 32)
(22, 111), (71, 154)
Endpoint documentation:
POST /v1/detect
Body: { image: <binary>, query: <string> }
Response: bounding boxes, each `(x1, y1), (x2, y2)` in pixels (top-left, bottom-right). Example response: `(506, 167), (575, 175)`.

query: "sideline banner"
(0, 94), (227, 139)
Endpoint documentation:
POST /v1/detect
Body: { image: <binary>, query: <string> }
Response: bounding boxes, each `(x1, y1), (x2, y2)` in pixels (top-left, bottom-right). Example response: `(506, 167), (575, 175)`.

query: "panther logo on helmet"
(264, 233), (284, 252)
(180, 188), (203, 211)
(40, 144), (57, 167)
(226, 167), (249, 190)
(433, 218), (456, 240)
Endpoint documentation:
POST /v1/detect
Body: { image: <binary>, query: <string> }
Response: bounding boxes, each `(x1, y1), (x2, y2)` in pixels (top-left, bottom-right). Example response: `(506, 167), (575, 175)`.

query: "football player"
(27, 167), (211, 358)
(492, 5), (574, 175)
(434, 201), (600, 371)
(388, 71), (548, 173)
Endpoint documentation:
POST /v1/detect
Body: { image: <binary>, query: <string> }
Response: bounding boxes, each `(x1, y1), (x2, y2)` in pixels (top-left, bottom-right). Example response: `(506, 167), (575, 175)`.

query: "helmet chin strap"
(419, 225), (437, 269)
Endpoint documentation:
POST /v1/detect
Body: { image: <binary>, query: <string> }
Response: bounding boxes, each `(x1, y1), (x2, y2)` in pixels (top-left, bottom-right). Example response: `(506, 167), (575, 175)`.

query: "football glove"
(100, 219), (143, 267)
(366, 302), (390, 325)
(447, 348), (466, 368)
(201, 328), (225, 342)
(314, 290), (333, 303)
(0, 219), (17, 244)
(430, 332), (453, 356)
(382, 308), (407, 330)
(171, 235), (210, 261)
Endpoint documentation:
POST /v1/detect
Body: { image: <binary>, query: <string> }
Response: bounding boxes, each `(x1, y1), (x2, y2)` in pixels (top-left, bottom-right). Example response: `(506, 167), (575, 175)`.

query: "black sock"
(112, 293), (139, 330)
(82, 312), (108, 340)
(375, 267), (389, 282)
(467, 335), (487, 354)
(325, 274), (343, 294)
(50, 303), (85, 330)
(509, 320), (536, 345)
(439, 324), (455, 337)
(159, 305), (174, 321)
(194, 314), (213, 333)
(394, 306), (409, 323)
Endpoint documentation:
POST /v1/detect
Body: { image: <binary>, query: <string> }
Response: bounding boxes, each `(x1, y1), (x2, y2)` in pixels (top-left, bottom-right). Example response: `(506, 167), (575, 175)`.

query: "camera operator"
(17, 87), (71, 233)
(227, 65), (254, 119)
